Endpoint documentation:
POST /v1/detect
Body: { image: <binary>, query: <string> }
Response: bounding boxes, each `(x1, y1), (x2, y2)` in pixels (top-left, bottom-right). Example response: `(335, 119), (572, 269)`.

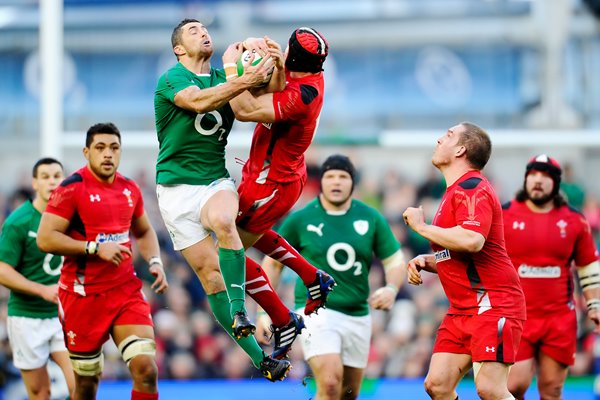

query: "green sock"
(219, 247), (246, 315)
(207, 291), (265, 368)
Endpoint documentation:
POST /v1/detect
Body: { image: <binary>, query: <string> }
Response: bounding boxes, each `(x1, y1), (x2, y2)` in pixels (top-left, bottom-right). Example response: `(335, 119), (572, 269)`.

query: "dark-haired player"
(154, 18), (291, 381)
(37, 122), (168, 400)
(227, 27), (337, 360)
(503, 155), (600, 400)
(403, 122), (526, 400)
(0, 157), (75, 399)
(260, 154), (405, 399)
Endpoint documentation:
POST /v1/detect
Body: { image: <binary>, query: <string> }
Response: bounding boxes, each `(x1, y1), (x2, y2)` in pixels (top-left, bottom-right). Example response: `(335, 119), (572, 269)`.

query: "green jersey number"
(327, 243), (362, 276)
(42, 253), (63, 276)
(194, 111), (227, 141)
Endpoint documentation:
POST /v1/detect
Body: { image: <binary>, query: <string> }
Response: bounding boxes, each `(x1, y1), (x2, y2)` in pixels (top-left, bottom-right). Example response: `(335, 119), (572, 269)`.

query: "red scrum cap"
(525, 154), (562, 195)
(285, 27), (328, 73)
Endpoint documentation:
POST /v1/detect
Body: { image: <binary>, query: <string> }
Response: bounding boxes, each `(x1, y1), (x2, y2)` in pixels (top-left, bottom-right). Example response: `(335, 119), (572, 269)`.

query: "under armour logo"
(67, 330), (77, 346)
(485, 346), (495, 353)
(512, 221), (525, 230)
(89, 194), (101, 202)
(307, 223), (324, 237)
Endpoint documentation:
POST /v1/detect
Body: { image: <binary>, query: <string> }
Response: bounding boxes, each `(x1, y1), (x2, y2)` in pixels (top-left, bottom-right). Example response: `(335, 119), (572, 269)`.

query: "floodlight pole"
(39, 0), (64, 159)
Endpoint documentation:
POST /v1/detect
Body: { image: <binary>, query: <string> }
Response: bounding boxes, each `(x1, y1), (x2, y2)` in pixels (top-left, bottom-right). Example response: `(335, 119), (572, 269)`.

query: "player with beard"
(261, 154), (406, 399)
(403, 122), (525, 400)
(502, 155), (600, 400)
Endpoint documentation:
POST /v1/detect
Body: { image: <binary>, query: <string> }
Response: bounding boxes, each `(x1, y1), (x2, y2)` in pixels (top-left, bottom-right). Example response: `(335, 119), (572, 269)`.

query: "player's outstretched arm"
(131, 212), (168, 294)
(258, 36), (285, 93)
(0, 261), (58, 303)
(173, 42), (270, 115)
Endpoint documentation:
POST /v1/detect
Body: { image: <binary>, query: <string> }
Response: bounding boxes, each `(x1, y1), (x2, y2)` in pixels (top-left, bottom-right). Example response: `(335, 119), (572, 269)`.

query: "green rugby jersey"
(154, 63), (235, 185)
(278, 198), (401, 316)
(0, 201), (62, 318)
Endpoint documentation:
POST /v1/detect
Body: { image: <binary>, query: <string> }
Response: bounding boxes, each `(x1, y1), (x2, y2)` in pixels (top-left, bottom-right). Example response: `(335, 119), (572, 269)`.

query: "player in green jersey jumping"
(260, 155), (407, 398)
(154, 18), (291, 381)
(0, 158), (75, 399)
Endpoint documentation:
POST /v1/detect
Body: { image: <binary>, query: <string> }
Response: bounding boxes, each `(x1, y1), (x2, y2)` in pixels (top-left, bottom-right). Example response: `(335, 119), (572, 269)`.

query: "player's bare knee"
(212, 214), (237, 237)
(424, 375), (451, 398)
(538, 382), (563, 400)
(27, 385), (50, 399)
(131, 359), (158, 387)
(74, 374), (100, 395)
(476, 380), (505, 400)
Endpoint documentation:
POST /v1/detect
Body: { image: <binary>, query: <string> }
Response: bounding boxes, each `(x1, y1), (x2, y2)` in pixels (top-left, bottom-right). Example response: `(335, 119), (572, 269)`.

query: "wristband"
(85, 241), (98, 255)
(383, 284), (399, 296)
(148, 256), (163, 268)
(586, 298), (600, 311)
(223, 63), (237, 69)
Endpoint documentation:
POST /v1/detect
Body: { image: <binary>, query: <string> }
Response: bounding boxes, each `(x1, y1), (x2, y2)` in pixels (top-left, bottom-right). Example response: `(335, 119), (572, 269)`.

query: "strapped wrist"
(148, 256), (163, 268)
(85, 241), (98, 255)
(384, 284), (399, 296)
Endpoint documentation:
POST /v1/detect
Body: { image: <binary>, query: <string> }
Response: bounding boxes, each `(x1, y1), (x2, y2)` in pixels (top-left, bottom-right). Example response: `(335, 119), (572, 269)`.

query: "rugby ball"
(236, 50), (273, 85)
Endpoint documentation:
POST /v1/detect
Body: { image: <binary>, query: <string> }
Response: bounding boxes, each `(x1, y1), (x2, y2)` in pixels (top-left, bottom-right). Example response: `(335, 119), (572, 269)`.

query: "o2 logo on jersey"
(42, 253), (63, 276)
(194, 111), (227, 141)
(327, 243), (362, 276)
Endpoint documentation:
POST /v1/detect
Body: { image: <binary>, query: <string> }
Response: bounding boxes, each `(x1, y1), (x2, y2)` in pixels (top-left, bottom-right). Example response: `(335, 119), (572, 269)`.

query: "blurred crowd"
(0, 160), (598, 385)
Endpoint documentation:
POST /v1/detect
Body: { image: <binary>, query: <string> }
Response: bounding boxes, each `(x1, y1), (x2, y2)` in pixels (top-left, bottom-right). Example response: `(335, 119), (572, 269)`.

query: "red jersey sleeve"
(45, 181), (80, 221)
(573, 214), (599, 267)
(132, 182), (145, 220)
(272, 85), (308, 122)
(452, 187), (493, 239)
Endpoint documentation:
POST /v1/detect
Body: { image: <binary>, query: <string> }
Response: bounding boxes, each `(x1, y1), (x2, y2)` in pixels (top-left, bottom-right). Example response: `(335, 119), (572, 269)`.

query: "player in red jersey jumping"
(37, 122), (169, 400)
(403, 122), (526, 400)
(224, 28), (336, 359)
(503, 155), (600, 400)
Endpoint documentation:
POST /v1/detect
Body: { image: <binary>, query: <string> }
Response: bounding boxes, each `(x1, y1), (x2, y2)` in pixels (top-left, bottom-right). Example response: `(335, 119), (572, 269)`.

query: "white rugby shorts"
(7, 316), (66, 370)
(156, 178), (237, 250)
(297, 307), (372, 368)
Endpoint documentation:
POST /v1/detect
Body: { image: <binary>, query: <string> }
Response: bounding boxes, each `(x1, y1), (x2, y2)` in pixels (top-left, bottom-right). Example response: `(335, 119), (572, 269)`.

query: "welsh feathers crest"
(353, 220), (369, 235)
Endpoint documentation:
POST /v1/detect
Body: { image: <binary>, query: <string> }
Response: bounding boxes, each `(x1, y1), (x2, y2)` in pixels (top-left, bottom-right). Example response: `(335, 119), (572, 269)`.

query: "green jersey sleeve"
(158, 64), (195, 102)
(0, 212), (25, 267)
(373, 209), (401, 260)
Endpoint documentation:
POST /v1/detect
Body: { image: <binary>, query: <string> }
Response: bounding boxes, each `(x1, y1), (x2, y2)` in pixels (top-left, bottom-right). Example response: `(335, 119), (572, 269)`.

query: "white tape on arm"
(578, 261), (600, 291)
(382, 249), (406, 272)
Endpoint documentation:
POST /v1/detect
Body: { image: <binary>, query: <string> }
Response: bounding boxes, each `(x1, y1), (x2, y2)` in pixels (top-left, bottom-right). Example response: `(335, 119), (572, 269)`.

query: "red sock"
(245, 256), (290, 327)
(131, 390), (158, 400)
(254, 230), (318, 285)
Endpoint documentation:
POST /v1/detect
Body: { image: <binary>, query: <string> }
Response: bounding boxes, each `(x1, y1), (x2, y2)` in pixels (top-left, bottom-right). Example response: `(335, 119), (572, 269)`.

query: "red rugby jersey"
(45, 166), (144, 295)
(431, 170), (526, 320)
(242, 71), (324, 184)
(503, 200), (598, 316)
